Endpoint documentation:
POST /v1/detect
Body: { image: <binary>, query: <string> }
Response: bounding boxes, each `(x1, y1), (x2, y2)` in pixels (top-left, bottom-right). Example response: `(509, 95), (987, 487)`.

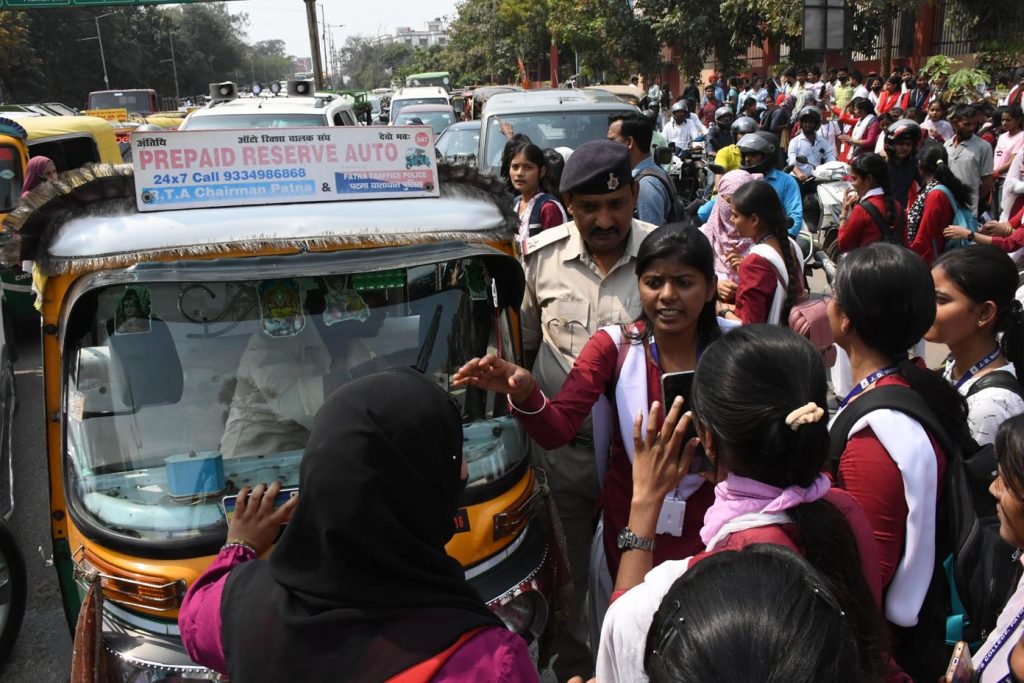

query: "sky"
(233, 0), (460, 58)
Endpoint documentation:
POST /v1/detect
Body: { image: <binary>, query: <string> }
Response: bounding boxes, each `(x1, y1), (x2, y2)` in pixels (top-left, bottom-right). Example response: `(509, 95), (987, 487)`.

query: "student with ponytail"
(905, 144), (975, 265)
(827, 243), (972, 680)
(596, 326), (889, 683)
(925, 245), (1024, 445)
(717, 180), (805, 324)
(837, 152), (906, 251)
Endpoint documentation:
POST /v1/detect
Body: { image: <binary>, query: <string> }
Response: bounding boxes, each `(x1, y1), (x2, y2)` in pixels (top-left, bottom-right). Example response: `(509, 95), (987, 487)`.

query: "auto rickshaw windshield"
(63, 258), (527, 546)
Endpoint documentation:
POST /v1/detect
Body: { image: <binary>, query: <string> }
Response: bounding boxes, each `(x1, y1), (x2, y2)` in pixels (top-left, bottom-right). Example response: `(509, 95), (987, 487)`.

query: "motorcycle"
(655, 142), (711, 203)
(787, 157), (850, 271)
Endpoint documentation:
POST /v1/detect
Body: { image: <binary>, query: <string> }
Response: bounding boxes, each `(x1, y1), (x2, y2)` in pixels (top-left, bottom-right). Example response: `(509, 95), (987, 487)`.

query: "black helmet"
(797, 106), (821, 129)
(737, 132), (777, 175)
(671, 100), (689, 114)
(714, 106), (734, 124)
(731, 116), (759, 138)
(885, 118), (922, 155)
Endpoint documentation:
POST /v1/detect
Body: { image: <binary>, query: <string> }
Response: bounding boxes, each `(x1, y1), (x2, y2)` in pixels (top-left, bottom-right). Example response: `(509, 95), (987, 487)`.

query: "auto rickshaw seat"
(106, 317), (183, 409)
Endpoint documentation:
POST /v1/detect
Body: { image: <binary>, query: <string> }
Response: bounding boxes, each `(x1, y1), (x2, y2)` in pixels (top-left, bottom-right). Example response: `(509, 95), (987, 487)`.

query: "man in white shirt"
(851, 70), (870, 101)
(788, 106), (837, 179)
(662, 100), (707, 152)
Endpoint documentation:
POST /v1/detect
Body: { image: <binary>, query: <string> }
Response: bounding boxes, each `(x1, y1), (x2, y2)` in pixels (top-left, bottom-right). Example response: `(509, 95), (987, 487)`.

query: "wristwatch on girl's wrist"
(617, 527), (655, 552)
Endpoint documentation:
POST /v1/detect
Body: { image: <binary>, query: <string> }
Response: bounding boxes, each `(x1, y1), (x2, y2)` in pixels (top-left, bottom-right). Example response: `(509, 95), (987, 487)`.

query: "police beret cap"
(558, 140), (633, 195)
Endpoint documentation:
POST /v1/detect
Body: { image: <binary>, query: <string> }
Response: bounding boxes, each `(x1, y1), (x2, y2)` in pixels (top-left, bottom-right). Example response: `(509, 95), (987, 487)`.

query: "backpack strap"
(635, 168), (679, 219)
(827, 384), (953, 471)
(965, 369), (1024, 400)
(858, 198), (901, 244)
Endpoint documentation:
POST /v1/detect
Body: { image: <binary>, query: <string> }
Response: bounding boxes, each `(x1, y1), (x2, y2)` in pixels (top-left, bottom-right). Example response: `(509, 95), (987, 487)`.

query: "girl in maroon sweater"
(838, 152), (906, 252)
(827, 243), (973, 681)
(718, 180), (805, 325)
(905, 144), (975, 265)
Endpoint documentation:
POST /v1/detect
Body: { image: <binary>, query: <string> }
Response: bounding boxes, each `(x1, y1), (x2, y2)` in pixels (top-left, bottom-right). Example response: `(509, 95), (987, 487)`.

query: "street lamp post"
(77, 12), (116, 90)
(160, 35), (180, 103)
(91, 12), (116, 90)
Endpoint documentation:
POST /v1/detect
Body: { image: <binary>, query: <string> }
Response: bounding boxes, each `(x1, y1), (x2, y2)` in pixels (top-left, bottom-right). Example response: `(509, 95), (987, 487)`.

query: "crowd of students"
(171, 68), (1024, 682)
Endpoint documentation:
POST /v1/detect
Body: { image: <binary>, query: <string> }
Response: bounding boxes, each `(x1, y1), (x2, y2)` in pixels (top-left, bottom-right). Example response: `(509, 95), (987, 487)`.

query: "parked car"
(392, 104), (457, 138)
(478, 89), (638, 175)
(436, 120), (480, 165)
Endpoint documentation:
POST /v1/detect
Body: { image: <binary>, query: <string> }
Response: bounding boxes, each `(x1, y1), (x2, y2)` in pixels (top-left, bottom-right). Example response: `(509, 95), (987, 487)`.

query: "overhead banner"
(131, 126), (439, 212)
(3, 0), (242, 8)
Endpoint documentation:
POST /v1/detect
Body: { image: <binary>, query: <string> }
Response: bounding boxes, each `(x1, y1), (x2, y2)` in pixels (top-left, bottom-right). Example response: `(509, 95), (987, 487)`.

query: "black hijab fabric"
(221, 368), (502, 681)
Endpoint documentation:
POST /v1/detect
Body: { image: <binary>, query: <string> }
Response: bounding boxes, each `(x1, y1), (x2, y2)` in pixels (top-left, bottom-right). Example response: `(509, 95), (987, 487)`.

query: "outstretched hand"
(226, 482), (298, 557)
(943, 225), (971, 240)
(631, 398), (698, 505)
(452, 354), (536, 404)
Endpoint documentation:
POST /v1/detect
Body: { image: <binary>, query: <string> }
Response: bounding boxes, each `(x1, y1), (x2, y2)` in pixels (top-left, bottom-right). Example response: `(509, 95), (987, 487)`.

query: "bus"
(405, 71), (451, 92)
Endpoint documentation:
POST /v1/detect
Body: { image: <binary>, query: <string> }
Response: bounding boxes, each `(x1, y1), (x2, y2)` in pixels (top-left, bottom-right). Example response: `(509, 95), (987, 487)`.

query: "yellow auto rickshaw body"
(4, 161), (565, 679)
(20, 115), (122, 170)
(0, 117), (29, 226)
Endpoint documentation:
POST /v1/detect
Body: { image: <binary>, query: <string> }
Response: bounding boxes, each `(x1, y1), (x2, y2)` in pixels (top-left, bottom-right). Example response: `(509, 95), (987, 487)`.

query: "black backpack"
(858, 198), (903, 246)
(635, 168), (686, 224)
(828, 386), (1021, 669)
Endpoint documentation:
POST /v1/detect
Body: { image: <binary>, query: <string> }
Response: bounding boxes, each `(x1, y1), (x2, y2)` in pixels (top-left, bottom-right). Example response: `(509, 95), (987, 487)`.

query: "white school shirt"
(943, 362), (1024, 446)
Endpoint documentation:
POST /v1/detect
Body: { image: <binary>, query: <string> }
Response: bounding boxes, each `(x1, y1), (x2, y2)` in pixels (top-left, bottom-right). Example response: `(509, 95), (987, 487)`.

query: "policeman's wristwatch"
(616, 527), (655, 553)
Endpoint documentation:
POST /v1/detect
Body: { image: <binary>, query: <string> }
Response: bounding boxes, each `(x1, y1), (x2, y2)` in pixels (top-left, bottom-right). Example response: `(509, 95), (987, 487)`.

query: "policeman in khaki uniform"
(521, 140), (654, 679)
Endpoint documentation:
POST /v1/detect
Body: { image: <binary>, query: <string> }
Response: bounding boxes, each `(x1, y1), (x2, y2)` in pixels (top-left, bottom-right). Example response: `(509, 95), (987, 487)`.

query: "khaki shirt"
(521, 219), (654, 400)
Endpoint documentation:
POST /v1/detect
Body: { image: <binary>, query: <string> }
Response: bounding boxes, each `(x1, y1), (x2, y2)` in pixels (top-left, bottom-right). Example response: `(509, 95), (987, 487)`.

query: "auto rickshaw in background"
(0, 115), (122, 324)
(1, 125), (569, 680)
(0, 118), (27, 672)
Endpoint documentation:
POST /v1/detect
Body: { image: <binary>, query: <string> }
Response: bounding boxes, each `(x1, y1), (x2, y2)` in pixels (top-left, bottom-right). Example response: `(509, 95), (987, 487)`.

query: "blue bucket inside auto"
(165, 451), (225, 497)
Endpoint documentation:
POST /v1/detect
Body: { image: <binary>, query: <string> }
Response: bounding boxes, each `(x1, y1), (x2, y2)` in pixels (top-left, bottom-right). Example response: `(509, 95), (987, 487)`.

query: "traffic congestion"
(1, 1), (1024, 682)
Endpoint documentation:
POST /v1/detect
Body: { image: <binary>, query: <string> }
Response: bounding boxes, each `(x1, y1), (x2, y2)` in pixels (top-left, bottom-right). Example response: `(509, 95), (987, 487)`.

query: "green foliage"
(923, 54), (959, 79)
(0, 3), (269, 107)
(945, 66), (991, 104)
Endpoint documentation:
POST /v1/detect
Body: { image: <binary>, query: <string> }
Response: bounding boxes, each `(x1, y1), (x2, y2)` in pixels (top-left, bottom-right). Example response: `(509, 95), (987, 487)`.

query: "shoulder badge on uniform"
(524, 223), (570, 257)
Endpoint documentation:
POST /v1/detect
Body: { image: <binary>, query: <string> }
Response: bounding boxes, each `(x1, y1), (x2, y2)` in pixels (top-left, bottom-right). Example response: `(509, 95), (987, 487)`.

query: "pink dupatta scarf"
(700, 170), (761, 282)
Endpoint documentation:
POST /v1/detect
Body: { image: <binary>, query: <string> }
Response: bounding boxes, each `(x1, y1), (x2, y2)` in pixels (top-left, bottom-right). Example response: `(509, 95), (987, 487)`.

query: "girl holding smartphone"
(454, 224), (734, 578)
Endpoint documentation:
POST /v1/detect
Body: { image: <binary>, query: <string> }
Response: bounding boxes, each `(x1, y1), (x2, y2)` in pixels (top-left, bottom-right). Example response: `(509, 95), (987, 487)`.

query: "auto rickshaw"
(0, 115), (123, 323)
(2, 128), (568, 679)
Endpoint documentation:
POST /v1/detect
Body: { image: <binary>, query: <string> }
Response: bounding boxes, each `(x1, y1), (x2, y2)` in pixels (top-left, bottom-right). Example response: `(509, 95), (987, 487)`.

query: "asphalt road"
(4, 328), (71, 682)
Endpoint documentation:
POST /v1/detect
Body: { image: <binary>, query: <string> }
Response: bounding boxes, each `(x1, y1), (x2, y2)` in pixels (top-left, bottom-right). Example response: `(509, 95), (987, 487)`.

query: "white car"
(181, 83), (359, 131)
(387, 86), (451, 125)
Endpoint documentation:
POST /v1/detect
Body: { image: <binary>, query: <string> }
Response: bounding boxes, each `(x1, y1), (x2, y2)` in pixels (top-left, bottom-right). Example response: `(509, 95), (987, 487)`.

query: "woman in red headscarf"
(21, 156), (56, 198)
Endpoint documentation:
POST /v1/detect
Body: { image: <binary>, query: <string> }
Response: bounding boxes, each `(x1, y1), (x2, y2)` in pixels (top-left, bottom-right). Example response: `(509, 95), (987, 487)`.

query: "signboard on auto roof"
(131, 126), (439, 212)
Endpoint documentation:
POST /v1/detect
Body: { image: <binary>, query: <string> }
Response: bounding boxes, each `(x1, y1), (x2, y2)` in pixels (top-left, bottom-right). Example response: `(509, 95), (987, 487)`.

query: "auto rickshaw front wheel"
(0, 517), (26, 673)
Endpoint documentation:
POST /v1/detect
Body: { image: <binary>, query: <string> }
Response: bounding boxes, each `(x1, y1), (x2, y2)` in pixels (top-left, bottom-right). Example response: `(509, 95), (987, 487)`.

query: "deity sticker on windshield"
(258, 279), (306, 338)
(114, 286), (152, 335)
(322, 275), (370, 327)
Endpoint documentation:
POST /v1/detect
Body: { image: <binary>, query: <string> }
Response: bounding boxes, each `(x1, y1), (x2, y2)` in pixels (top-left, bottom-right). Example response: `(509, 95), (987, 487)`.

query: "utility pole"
(319, 4), (328, 85)
(160, 34), (180, 103)
(78, 12), (116, 90)
(303, 0), (324, 89)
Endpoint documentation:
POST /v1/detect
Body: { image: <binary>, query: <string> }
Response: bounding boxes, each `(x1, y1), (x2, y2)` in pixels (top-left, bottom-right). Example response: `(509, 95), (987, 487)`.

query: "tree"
(547, 0), (661, 80)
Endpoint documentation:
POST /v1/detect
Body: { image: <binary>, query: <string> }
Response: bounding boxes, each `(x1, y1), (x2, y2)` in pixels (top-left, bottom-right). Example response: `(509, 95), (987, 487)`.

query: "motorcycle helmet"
(884, 118), (922, 156)
(671, 100), (688, 114)
(730, 116), (759, 140)
(714, 106), (734, 125)
(797, 106), (821, 129)
(737, 132), (778, 175)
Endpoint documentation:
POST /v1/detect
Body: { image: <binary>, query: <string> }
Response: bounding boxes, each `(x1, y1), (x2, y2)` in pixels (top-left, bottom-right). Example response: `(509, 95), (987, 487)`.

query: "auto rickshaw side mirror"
(107, 317), (184, 408)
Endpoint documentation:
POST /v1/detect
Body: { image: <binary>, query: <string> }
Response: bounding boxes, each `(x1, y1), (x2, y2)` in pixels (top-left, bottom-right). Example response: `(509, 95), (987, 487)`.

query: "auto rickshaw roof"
(19, 115), (117, 142)
(2, 164), (516, 276)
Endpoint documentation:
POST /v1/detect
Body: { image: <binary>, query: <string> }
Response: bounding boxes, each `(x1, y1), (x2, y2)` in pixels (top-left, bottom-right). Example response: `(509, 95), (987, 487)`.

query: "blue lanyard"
(838, 366), (900, 409)
(649, 335), (702, 369)
(976, 603), (1024, 678)
(954, 347), (1003, 391)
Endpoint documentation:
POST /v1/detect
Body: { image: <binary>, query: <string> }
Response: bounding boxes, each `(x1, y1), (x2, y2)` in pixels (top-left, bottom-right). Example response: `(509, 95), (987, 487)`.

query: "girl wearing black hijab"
(179, 368), (537, 682)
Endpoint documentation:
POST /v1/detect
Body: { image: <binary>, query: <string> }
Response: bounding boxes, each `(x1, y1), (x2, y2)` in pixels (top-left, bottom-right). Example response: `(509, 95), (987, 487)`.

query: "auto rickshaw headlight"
(74, 546), (186, 612)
